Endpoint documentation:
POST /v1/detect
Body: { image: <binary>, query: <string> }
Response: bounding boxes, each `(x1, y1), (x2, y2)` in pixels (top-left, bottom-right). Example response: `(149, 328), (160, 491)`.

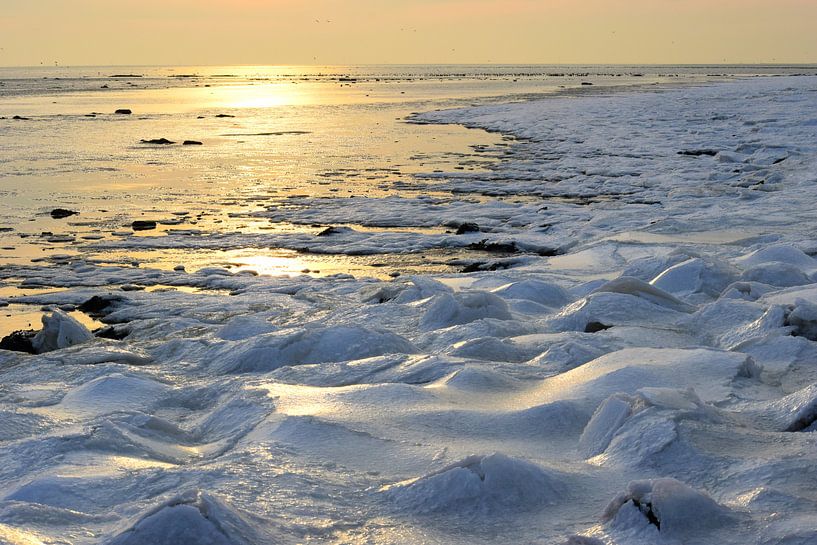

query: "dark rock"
(461, 261), (513, 273)
(183, 140), (203, 145)
(100, 84), (109, 89)
(140, 138), (174, 145)
(110, 74), (143, 78)
(12, 115), (30, 120)
(0, 330), (36, 354)
(455, 222), (480, 235)
(678, 149), (718, 157)
(468, 239), (518, 253)
(50, 208), (78, 219)
(132, 220), (158, 231)
(214, 114), (235, 118)
(114, 109), (132, 115)
(316, 226), (350, 236)
(584, 322), (613, 333)
(78, 294), (123, 317)
(120, 284), (145, 292)
(581, 82), (594, 86)
(94, 325), (129, 340)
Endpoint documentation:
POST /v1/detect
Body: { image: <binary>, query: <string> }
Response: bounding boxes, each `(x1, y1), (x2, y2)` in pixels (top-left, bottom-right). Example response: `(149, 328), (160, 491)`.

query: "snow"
(2, 76), (817, 544)
(383, 453), (567, 515)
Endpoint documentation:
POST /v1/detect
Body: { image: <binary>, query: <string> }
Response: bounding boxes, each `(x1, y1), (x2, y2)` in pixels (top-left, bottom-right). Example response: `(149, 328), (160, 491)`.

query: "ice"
(384, 453), (567, 515)
(604, 478), (732, 538)
(650, 257), (738, 300)
(578, 395), (634, 458)
(57, 374), (171, 417)
(490, 279), (571, 308)
(206, 325), (417, 373)
(3, 76), (817, 544)
(419, 291), (512, 331)
(108, 491), (261, 545)
(31, 310), (94, 353)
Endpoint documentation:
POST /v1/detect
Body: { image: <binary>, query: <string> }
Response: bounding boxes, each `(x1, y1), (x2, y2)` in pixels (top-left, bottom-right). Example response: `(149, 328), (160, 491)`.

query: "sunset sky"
(2, 0), (816, 66)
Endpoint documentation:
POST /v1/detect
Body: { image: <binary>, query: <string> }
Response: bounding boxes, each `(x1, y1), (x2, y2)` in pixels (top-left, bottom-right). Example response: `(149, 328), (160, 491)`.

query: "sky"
(1, 0), (816, 66)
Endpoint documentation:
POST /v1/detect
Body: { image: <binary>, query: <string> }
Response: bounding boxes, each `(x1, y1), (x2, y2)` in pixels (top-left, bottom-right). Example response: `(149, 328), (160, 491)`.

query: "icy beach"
(3, 72), (817, 544)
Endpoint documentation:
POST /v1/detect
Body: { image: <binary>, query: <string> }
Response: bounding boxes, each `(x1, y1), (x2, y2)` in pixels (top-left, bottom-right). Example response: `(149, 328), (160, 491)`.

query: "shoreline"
(2, 74), (817, 544)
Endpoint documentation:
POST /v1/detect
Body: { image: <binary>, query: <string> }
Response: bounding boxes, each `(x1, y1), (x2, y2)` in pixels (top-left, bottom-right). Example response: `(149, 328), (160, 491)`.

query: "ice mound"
(491, 279), (571, 308)
(360, 276), (451, 304)
(210, 325), (417, 373)
(593, 277), (696, 313)
(736, 244), (817, 271)
(751, 383), (817, 431)
(384, 453), (567, 515)
(40, 344), (153, 366)
(740, 262), (811, 287)
(579, 388), (708, 461)
(419, 291), (512, 331)
(527, 334), (615, 372)
(548, 277), (697, 333)
(59, 374), (170, 417)
(446, 336), (537, 362)
(108, 490), (260, 545)
(436, 366), (526, 392)
(706, 303), (792, 350)
(31, 310), (93, 353)
(784, 298), (817, 340)
(544, 348), (760, 409)
(650, 257), (737, 300)
(215, 315), (277, 341)
(604, 478), (732, 537)
(719, 280), (778, 301)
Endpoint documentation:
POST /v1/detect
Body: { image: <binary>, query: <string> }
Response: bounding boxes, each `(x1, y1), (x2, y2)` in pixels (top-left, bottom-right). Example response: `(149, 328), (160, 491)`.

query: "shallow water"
(1, 64), (815, 333)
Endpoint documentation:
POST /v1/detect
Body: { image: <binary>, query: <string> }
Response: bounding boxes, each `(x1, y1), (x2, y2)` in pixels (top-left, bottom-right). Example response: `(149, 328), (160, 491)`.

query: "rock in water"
(50, 208), (78, 219)
(316, 226), (352, 236)
(0, 330), (37, 353)
(183, 140), (203, 145)
(140, 138), (175, 145)
(131, 220), (158, 231)
(31, 310), (94, 353)
(456, 222), (480, 234)
(114, 108), (132, 114)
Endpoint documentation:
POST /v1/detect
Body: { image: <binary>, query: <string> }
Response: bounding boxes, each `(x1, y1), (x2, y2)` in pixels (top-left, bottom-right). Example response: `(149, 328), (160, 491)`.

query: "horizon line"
(2, 62), (817, 70)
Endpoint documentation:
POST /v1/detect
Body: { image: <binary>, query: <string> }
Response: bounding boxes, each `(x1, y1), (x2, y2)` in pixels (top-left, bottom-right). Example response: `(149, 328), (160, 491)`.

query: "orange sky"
(1, 0), (816, 66)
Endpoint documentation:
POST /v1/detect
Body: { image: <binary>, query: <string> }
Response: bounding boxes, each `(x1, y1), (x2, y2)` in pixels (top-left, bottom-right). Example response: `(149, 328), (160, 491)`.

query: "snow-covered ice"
(3, 76), (817, 544)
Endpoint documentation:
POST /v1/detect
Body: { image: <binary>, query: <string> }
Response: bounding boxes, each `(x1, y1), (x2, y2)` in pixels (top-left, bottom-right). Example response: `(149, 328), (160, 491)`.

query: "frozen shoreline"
(2, 76), (817, 544)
